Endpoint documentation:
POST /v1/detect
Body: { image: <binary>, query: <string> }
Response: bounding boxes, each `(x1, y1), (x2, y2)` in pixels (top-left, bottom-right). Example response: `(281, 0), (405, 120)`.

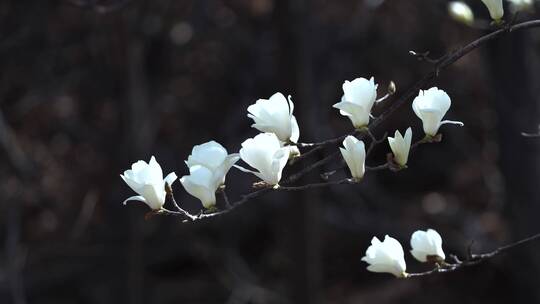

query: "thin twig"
(366, 131), (388, 156)
(289, 145), (324, 164)
(277, 178), (356, 191)
(408, 50), (441, 64)
(366, 163), (389, 171)
(164, 183), (196, 221)
(297, 129), (360, 148)
(219, 187), (232, 209)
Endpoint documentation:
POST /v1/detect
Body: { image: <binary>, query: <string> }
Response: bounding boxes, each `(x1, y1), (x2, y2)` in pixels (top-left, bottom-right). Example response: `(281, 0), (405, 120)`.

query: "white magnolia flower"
(448, 1), (474, 26)
(362, 235), (407, 278)
(185, 140), (239, 187)
(180, 165), (218, 209)
(388, 127), (412, 167)
(333, 77), (378, 128)
(507, 0), (534, 13)
(340, 135), (366, 180)
(181, 141), (239, 208)
(247, 92), (300, 143)
(410, 229), (446, 263)
(121, 156), (177, 210)
(412, 87), (463, 137)
(481, 0), (504, 21)
(236, 133), (290, 185)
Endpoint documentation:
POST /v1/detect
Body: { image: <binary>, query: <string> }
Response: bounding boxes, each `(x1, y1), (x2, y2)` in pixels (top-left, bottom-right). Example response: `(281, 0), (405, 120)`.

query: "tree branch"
(155, 19), (540, 224)
(407, 232), (540, 278)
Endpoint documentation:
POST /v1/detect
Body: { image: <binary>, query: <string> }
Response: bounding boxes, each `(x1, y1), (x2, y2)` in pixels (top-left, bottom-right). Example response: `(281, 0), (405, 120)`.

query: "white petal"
(180, 166), (217, 208)
(481, 0), (504, 20)
(418, 109), (444, 136)
(290, 115), (300, 143)
(213, 153), (240, 186)
(186, 141), (228, 170)
(440, 120), (464, 127)
(122, 195), (147, 206)
(269, 147), (290, 185)
(247, 93), (293, 142)
(404, 127), (413, 147)
(164, 172), (178, 187)
(148, 155), (164, 181)
(410, 229), (445, 262)
(139, 183), (166, 210)
(333, 101), (370, 128)
(342, 77), (377, 109)
(120, 174), (144, 195)
(234, 164), (258, 175)
(362, 235), (406, 277)
(342, 136), (365, 179)
(240, 133), (279, 173)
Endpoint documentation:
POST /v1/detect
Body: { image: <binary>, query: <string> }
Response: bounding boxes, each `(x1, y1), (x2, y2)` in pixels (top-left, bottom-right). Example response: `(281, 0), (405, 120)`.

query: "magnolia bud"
(448, 1), (474, 26)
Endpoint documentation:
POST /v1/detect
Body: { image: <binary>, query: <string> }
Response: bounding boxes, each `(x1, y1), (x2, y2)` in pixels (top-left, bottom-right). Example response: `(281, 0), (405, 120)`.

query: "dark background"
(1, 0), (540, 303)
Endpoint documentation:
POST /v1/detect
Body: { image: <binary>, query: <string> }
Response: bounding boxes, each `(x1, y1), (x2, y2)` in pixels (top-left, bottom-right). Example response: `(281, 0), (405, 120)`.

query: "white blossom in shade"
(481, 0), (504, 21)
(333, 77), (378, 128)
(120, 156), (177, 210)
(340, 135), (366, 180)
(448, 1), (474, 26)
(247, 92), (300, 143)
(185, 140), (240, 188)
(412, 87), (463, 137)
(180, 165), (218, 209)
(388, 127), (412, 167)
(236, 133), (290, 185)
(362, 235), (407, 278)
(507, 0), (534, 13)
(410, 229), (446, 263)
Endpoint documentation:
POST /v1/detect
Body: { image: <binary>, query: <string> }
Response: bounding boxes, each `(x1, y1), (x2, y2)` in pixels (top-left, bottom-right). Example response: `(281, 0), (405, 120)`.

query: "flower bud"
(120, 156), (177, 210)
(362, 235), (407, 278)
(333, 77), (378, 129)
(388, 127), (412, 167)
(236, 133), (290, 185)
(248, 93), (300, 143)
(448, 1), (474, 26)
(410, 229), (446, 263)
(412, 87), (463, 137)
(481, 0), (504, 22)
(340, 135), (366, 181)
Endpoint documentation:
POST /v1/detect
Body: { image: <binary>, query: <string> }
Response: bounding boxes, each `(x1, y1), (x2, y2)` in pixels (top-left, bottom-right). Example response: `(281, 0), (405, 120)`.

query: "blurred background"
(1, 0), (540, 303)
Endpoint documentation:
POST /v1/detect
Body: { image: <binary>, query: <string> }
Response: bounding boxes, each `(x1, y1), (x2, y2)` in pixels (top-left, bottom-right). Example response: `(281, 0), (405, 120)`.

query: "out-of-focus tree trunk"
(487, 29), (540, 302)
(275, 0), (323, 303)
(121, 7), (154, 303)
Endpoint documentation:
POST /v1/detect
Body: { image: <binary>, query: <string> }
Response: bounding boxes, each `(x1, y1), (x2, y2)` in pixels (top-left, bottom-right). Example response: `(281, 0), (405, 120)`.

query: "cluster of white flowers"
(362, 229), (446, 278)
(120, 78), (462, 218)
(120, 91), (301, 210)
